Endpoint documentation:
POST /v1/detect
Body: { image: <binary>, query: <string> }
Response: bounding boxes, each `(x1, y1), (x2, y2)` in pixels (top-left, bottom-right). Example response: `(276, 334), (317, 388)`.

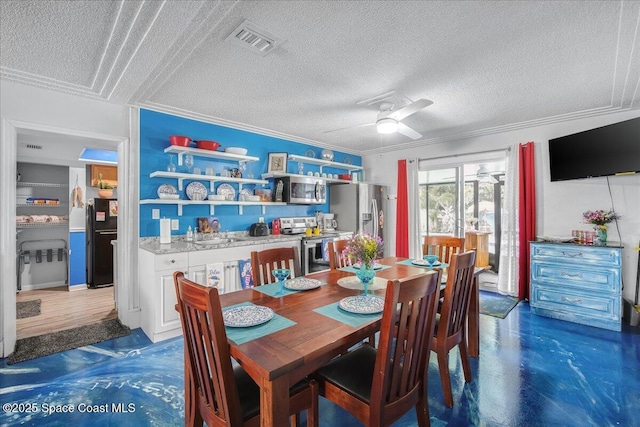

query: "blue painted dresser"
(530, 241), (622, 331)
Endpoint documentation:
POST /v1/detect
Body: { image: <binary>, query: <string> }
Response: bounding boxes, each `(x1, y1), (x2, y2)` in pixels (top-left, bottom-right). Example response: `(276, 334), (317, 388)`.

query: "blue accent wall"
(139, 109), (361, 237)
(69, 231), (86, 286)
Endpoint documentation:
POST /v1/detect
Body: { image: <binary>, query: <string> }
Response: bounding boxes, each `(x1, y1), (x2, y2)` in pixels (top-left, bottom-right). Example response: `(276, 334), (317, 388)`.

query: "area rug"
(479, 291), (520, 319)
(16, 299), (41, 319)
(7, 318), (130, 365)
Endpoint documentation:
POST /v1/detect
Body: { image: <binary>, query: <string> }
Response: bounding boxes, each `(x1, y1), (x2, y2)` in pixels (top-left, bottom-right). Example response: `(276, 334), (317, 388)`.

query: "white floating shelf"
(164, 146), (258, 165)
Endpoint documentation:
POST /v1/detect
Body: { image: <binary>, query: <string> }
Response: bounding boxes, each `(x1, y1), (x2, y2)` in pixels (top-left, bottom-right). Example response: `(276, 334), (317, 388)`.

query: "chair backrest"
(250, 246), (301, 285)
(437, 251), (476, 340)
(327, 239), (353, 270)
(173, 271), (244, 426)
(423, 235), (465, 264)
(371, 271), (440, 422)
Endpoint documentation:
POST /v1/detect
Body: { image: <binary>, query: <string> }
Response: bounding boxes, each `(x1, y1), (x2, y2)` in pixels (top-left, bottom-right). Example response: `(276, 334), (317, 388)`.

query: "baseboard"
(18, 282), (67, 292)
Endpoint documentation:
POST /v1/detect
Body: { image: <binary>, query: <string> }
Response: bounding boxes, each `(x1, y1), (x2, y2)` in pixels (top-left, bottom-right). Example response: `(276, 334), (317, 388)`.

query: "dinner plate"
(217, 183), (236, 201)
(185, 182), (207, 201)
(411, 259), (441, 267)
(305, 149), (316, 158)
(283, 277), (322, 291)
(339, 295), (384, 314)
(352, 262), (383, 270)
(223, 305), (274, 327)
(157, 183), (178, 198)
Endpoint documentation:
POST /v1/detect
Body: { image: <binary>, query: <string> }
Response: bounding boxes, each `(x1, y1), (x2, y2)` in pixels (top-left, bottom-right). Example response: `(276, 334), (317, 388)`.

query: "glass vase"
(595, 225), (607, 244)
(356, 265), (376, 296)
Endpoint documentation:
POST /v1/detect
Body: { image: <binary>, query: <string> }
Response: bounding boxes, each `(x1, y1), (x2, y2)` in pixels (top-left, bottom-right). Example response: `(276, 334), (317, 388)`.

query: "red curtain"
(518, 142), (536, 300)
(396, 160), (409, 257)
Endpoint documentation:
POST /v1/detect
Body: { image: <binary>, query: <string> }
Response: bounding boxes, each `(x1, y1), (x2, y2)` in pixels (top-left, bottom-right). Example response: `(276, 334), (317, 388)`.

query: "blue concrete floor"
(1, 302), (639, 426)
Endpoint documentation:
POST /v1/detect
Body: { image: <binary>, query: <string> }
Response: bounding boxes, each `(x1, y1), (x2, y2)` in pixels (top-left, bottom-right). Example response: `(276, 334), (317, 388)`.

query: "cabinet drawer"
(531, 262), (620, 293)
(531, 244), (620, 267)
(531, 285), (620, 322)
(154, 252), (188, 270)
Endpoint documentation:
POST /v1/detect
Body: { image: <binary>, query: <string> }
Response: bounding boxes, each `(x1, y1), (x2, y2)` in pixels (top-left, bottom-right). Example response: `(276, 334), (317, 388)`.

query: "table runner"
(223, 302), (296, 345)
(314, 301), (382, 327)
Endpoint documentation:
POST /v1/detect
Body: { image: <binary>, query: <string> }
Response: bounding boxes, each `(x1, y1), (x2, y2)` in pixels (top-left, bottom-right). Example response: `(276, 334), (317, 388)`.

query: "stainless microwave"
(275, 176), (326, 205)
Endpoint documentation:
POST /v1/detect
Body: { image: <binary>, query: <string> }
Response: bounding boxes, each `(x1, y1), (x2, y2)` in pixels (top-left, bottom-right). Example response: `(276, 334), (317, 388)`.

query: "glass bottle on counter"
(186, 226), (193, 242)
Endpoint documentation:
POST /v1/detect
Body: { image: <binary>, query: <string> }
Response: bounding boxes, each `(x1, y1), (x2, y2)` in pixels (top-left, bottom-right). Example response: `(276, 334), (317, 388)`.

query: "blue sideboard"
(530, 241), (622, 331)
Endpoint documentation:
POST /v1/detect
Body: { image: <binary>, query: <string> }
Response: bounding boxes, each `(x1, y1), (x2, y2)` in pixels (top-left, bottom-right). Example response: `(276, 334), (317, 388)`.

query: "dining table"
(182, 256), (481, 427)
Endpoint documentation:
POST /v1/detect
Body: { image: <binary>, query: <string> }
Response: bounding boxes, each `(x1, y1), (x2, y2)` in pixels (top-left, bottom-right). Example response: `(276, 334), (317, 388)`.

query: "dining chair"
(313, 271), (440, 427)
(173, 271), (318, 427)
(431, 250), (476, 408)
(327, 239), (353, 270)
(423, 235), (465, 264)
(250, 246), (301, 285)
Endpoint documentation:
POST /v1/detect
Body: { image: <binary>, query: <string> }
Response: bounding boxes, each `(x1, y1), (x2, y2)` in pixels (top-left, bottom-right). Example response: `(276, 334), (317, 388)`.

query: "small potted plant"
(97, 173), (114, 199)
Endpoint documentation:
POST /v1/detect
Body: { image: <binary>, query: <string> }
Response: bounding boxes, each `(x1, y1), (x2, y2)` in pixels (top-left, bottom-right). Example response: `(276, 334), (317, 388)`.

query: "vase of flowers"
(342, 233), (383, 295)
(582, 209), (620, 244)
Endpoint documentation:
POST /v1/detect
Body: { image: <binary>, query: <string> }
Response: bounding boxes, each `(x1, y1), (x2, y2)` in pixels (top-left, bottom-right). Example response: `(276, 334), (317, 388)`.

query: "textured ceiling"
(1, 0), (639, 156)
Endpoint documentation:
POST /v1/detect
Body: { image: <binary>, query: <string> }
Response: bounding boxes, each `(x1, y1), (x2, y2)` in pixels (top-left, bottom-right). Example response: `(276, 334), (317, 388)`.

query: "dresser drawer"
(154, 252), (188, 270)
(531, 285), (620, 323)
(531, 244), (621, 267)
(531, 262), (620, 293)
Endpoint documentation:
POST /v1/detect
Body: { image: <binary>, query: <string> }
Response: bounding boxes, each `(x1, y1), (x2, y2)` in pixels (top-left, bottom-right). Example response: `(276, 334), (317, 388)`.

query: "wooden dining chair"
(423, 235), (465, 264)
(173, 271), (318, 427)
(313, 271), (440, 427)
(327, 239), (353, 270)
(431, 250), (476, 408)
(250, 246), (301, 285)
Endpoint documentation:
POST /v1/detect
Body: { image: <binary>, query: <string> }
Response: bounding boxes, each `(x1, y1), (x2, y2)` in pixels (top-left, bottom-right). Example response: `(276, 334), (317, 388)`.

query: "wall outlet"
(259, 217), (264, 223)
(152, 209), (160, 219)
(171, 219), (179, 230)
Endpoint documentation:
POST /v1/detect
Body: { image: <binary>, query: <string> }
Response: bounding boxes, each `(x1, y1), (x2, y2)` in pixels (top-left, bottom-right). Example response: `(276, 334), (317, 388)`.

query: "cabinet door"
(188, 264), (207, 286)
(225, 261), (240, 293)
(158, 269), (180, 331)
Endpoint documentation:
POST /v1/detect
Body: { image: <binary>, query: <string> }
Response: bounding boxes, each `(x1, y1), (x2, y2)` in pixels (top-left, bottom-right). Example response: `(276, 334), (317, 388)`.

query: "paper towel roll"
(160, 218), (171, 244)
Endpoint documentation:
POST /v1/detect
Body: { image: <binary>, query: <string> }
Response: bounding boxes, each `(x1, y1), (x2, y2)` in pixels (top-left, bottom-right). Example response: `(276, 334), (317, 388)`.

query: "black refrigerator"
(87, 198), (118, 288)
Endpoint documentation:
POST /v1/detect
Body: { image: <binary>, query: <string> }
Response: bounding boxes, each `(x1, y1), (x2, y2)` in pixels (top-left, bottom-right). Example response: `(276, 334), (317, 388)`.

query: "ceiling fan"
(325, 98), (433, 140)
(476, 164), (498, 184)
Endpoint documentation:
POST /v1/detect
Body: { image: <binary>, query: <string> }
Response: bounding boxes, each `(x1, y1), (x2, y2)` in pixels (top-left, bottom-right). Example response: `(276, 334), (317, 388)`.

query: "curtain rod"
(412, 147), (510, 163)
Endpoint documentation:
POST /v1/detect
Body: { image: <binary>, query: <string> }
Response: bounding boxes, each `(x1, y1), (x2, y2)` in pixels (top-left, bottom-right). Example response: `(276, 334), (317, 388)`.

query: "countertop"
(140, 233), (302, 255)
(532, 239), (623, 249)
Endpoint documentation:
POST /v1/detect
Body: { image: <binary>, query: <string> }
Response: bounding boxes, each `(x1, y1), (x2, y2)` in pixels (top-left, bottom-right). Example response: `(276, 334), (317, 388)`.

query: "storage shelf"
(140, 199), (285, 216)
(17, 203), (69, 208)
(150, 171), (267, 192)
(164, 146), (259, 165)
(261, 172), (354, 184)
(17, 221), (69, 229)
(17, 182), (68, 188)
(288, 154), (363, 172)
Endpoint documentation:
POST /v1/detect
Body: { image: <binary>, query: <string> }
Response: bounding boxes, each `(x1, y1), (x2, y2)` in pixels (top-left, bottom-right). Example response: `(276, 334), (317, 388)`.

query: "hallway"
(2, 303), (639, 426)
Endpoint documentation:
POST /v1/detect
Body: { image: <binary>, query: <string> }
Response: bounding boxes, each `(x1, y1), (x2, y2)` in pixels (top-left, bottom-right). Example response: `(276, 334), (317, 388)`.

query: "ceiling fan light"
(377, 118), (398, 134)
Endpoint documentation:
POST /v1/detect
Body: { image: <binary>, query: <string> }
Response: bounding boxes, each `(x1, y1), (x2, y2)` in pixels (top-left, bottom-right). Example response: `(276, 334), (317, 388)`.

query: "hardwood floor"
(16, 286), (117, 339)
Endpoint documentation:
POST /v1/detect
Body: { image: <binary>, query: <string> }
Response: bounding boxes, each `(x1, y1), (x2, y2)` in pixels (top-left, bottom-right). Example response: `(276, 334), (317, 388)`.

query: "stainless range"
(280, 216), (353, 274)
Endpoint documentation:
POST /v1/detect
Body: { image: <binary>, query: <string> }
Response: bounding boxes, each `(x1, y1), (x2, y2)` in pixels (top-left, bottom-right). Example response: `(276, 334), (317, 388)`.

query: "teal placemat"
(396, 259), (449, 270)
(314, 302), (382, 327)
(224, 302), (296, 345)
(253, 280), (327, 297)
(339, 264), (392, 274)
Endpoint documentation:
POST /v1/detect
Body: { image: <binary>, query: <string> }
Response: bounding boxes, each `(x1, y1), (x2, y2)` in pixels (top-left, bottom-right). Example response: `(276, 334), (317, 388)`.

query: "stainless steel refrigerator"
(329, 183), (387, 253)
(86, 198), (118, 288)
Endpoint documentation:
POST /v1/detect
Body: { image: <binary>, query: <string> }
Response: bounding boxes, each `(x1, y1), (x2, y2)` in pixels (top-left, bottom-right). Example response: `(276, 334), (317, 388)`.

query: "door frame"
(1, 119), (135, 357)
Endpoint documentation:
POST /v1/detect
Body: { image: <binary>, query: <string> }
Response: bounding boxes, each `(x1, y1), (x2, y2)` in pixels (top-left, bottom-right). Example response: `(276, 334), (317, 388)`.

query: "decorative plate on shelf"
(339, 295), (384, 314)
(157, 184), (178, 198)
(343, 157), (352, 165)
(159, 194), (180, 200)
(240, 188), (253, 197)
(185, 182), (207, 201)
(284, 277), (322, 291)
(352, 262), (384, 270)
(305, 149), (316, 159)
(216, 183), (236, 201)
(223, 305), (274, 327)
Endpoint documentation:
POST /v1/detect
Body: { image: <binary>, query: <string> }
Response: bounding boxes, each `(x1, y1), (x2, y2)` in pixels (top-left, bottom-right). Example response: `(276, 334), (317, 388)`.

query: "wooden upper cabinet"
(90, 165), (117, 187)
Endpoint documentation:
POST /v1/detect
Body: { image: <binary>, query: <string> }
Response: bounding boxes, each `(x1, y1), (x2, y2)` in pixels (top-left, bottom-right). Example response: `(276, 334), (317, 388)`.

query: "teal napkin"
(313, 301), (382, 327)
(223, 302), (296, 345)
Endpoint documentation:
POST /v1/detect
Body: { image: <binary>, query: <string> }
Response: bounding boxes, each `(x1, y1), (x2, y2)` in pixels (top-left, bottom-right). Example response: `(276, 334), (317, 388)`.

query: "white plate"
(339, 295), (384, 314)
(159, 193), (179, 200)
(305, 149), (316, 158)
(223, 305), (274, 327)
(157, 183), (178, 197)
(224, 147), (248, 155)
(208, 194), (226, 201)
(411, 259), (441, 267)
(185, 182), (207, 201)
(352, 262), (383, 270)
(240, 188), (253, 197)
(284, 277), (322, 291)
(217, 183), (236, 201)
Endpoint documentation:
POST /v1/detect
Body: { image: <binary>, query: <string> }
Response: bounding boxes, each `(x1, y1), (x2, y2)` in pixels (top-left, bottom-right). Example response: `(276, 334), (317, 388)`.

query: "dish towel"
(322, 238), (332, 261)
(206, 262), (225, 293)
(238, 259), (254, 289)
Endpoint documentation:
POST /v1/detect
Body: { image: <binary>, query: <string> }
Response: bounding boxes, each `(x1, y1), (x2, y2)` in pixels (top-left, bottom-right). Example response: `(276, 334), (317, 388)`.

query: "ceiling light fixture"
(476, 164), (498, 184)
(376, 118), (398, 134)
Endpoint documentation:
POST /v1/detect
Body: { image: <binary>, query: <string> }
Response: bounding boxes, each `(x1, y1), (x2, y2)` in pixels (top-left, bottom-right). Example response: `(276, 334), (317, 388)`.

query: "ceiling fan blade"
(387, 99), (433, 121)
(396, 122), (422, 140)
(323, 122), (375, 134)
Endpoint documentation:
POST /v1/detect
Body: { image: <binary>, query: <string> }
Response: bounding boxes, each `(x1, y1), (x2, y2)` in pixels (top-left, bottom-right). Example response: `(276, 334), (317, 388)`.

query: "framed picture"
(268, 152), (288, 173)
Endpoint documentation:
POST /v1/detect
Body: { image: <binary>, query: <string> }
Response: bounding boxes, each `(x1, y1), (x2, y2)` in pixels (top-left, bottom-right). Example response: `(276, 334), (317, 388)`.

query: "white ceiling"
(2, 0), (639, 157)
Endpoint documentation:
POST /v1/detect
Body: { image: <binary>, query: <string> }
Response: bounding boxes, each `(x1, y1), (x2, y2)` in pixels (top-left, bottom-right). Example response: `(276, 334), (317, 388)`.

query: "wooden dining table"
(183, 256), (480, 427)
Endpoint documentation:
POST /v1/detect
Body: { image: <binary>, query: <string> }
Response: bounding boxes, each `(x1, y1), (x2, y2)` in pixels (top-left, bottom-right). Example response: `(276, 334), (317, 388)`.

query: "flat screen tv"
(548, 117), (640, 182)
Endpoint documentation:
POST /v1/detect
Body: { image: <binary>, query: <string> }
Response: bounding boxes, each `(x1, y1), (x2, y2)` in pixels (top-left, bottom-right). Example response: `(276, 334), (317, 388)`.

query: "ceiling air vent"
(25, 144), (43, 150)
(225, 20), (282, 56)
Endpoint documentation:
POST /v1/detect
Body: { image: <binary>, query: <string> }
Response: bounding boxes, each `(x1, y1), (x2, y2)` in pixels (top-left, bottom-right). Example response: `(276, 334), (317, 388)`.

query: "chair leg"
(459, 340), (472, 383)
(437, 350), (454, 408)
(290, 414), (300, 427)
(307, 379), (319, 427)
(415, 394), (431, 427)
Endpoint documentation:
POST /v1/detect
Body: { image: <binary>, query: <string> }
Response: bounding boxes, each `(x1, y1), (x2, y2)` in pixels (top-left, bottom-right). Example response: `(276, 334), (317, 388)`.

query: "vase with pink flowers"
(582, 209), (620, 243)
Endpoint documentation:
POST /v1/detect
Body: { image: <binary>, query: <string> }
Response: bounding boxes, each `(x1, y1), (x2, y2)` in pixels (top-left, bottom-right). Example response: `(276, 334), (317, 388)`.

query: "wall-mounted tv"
(548, 117), (640, 182)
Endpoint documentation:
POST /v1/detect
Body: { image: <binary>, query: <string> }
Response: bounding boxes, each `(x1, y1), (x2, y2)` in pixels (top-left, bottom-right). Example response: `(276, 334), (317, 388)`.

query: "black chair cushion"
(316, 344), (377, 403)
